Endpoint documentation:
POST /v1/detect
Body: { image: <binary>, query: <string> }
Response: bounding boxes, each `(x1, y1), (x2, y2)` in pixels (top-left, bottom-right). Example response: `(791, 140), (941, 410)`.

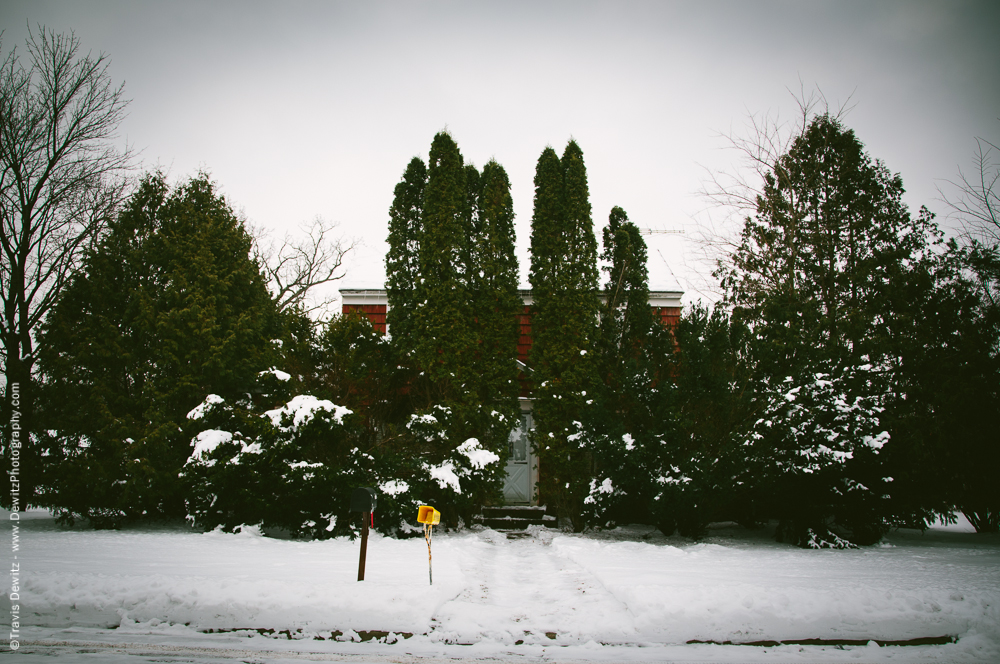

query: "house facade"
(340, 288), (682, 505)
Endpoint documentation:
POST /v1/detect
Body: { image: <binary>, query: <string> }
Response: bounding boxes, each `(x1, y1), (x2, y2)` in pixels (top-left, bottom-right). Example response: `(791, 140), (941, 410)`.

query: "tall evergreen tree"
(384, 133), (519, 518)
(580, 206), (665, 527)
(719, 114), (938, 379)
(528, 147), (564, 299)
(528, 140), (600, 526)
(599, 206), (655, 376)
(891, 242), (1000, 533)
(461, 163), (482, 284)
(718, 114), (942, 543)
(385, 157), (427, 348)
(470, 160), (521, 442)
(595, 206), (656, 437)
(36, 172), (281, 524)
(412, 132), (473, 407)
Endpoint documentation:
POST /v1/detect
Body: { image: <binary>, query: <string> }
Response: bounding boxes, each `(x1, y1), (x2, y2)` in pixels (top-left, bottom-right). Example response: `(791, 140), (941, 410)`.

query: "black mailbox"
(351, 487), (377, 513)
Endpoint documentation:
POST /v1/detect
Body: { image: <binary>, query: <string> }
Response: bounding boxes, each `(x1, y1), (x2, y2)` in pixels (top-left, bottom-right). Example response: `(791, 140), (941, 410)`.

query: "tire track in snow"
(429, 530), (636, 645)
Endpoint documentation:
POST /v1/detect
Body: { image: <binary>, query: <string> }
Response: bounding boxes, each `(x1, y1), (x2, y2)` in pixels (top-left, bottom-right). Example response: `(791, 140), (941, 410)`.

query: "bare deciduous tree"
(1, 27), (131, 434)
(939, 134), (999, 247)
(256, 216), (356, 320)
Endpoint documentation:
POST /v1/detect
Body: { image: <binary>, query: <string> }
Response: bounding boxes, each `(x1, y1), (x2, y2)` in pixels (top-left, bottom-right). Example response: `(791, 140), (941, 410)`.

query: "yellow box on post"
(417, 505), (440, 585)
(417, 505), (440, 525)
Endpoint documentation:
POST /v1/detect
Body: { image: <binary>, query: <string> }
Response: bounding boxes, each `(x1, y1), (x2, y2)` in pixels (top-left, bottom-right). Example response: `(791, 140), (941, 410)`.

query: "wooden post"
(416, 505), (439, 586)
(424, 523), (433, 585)
(357, 511), (370, 581)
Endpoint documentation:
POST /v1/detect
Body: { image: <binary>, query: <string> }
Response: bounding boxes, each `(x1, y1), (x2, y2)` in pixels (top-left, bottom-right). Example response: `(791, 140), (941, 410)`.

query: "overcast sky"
(3, 1), (998, 305)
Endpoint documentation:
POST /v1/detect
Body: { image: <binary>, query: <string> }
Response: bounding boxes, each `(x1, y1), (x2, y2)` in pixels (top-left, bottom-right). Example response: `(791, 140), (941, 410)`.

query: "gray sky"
(3, 1), (998, 305)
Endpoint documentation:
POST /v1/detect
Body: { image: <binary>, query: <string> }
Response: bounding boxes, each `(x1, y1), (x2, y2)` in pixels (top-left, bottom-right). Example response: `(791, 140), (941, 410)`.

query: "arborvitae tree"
(36, 172), (282, 525)
(651, 304), (757, 538)
(317, 311), (412, 448)
(384, 133), (517, 521)
(385, 157), (428, 349)
(598, 206), (655, 397)
(411, 132), (473, 408)
(528, 140), (600, 527)
(562, 142), (601, 299)
(468, 160), (521, 446)
(462, 163), (482, 282)
(528, 147), (564, 300)
(580, 207), (665, 527)
(890, 242), (1000, 533)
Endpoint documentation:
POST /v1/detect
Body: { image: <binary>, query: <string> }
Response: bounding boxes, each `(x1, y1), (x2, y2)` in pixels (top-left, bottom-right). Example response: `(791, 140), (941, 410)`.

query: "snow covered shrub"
(181, 392), (420, 538)
(580, 425), (664, 531)
(741, 365), (894, 547)
(650, 447), (756, 540)
(638, 304), (758, 538)
(403, 405), (504, 526)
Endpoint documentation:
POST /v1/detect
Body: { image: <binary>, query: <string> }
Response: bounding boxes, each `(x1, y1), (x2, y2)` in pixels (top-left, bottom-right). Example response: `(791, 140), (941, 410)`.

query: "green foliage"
(741, 367), (894, 547)
(595, 207), (657, 420)
(528, 141), (600, 526)
(579, 207), (665, 528)
(385, 157), (427, 351)
(36, 172), (282, 524)
(719, 115), (939, 379)
(315, 312), (413, 444)
(413, 132), (473, 402)
(889, 242), (1000, 533)
(383, 133), (519, 520)
(715, 113), (961, 544)
(403, 405), (508, 525)
(181, 391), (423, 538)
(647, 304), (756, 538)
(470, 160), (521, 416)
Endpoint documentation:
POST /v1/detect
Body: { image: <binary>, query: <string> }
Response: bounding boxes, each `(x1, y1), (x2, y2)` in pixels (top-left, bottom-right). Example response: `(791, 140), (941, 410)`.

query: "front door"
(503, 413), (533, 504)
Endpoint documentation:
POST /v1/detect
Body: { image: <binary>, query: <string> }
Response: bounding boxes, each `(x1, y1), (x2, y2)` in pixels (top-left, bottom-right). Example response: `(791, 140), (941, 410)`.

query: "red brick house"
(340, 288), (682, 505)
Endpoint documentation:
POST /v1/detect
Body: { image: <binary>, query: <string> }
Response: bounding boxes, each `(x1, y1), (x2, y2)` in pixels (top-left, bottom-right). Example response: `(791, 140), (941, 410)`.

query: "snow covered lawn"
(5, 509), (999, 662)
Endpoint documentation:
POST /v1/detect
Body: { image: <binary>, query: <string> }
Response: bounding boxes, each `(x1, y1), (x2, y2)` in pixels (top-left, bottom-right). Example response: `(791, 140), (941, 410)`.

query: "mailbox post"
(351, 488), (377, 581)
(417, 505), (440, 586)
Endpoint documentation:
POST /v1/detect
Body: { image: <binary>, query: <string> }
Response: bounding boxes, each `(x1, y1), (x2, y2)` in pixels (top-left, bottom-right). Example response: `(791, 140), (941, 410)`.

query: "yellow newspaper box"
(417, 505), (440, 525)
(417, 505), (440, 585)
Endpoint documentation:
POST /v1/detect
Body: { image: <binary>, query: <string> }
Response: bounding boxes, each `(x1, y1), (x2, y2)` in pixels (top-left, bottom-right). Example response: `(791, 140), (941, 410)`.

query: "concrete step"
(473, 506), (559, 531)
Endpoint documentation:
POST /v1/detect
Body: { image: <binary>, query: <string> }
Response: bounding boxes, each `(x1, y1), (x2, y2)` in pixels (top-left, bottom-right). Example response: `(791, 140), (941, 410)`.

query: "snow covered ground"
(4, 508), (999, 662)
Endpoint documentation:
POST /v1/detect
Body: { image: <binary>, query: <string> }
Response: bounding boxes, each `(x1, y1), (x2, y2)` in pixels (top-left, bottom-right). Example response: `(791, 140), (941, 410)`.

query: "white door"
(503, 413), (533, 504)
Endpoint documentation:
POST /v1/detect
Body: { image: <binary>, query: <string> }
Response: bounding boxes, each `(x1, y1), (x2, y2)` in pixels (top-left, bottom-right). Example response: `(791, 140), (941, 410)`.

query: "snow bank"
(9, 510), (1000, 662)
(19, 515), (463, 634)
(553, 535), (999, 645)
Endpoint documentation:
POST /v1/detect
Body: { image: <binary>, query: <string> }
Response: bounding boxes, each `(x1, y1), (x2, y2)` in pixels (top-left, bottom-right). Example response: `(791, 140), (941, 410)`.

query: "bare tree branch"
(691, 86), (854, 301)
(939, 133), (1000, 247)
(256, 216), (356, 320)
(0, 26), (131, 381)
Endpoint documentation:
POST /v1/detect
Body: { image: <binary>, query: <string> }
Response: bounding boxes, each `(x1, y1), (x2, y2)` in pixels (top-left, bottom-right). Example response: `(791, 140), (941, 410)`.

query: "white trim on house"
(340, 289), (388, 307)
(341, 288), (682, 309)
(647, 291), (683, 309)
